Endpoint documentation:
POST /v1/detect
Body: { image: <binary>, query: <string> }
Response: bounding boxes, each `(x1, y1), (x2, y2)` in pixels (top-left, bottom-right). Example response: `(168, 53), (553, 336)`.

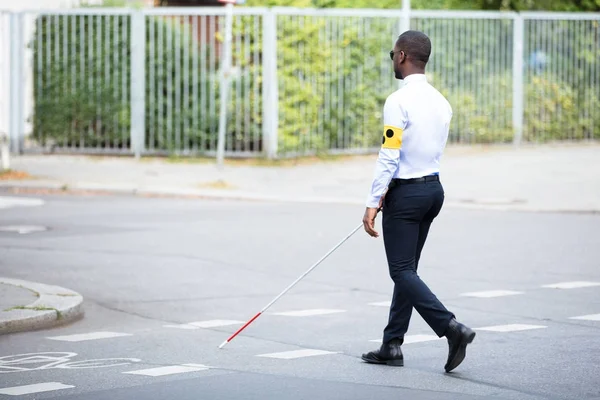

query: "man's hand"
(362, 207), (380, 238)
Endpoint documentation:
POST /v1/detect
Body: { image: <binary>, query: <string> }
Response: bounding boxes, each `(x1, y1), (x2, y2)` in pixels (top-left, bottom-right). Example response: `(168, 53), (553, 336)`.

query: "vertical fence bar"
(148, 16), (155, 152)
(262, 10), (278, 159)
(398, 0), (410, 90)
(182, 15), (190, 154)
(130, 10), (146, 158)
(192, 15), (199, 153)
(512, 14), (524, 146)
(174, 15), (181, 153)
(217, 3), (233, 166)
(253, 15), (260, 152)
(157, 16), (164, 152)
(9, 12), (24, 153)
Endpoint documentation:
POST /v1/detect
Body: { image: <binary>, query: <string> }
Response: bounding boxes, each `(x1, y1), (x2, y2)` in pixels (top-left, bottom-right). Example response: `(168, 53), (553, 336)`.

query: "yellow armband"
(381, 125), (402, 150)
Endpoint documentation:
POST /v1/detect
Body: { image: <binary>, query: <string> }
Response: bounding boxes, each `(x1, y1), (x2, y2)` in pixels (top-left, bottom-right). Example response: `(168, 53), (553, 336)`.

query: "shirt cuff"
(365, 196), (381, 209)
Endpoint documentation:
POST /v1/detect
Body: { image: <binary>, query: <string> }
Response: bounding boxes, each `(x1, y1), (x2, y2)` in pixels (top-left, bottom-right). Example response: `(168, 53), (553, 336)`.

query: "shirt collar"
(402, 73), (427, 84)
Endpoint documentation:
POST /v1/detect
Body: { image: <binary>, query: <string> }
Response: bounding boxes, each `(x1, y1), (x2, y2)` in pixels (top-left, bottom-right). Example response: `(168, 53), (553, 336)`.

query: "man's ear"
(398, 51), (406, 63)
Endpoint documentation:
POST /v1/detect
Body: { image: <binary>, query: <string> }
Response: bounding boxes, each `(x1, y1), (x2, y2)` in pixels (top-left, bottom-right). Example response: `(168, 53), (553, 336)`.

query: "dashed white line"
(369, 334), (442, 344)
(256, 349), (339, 359)
(123, 364), (210, 376)
(0, 225), (48, 234)
(475, 324), (547, 332)
(460, 290), (524, 298)
(0, 382), (74, 396)
(569, 314), (600, 321)
(541, 281), (600, 289)
(47, 331), (132, 342)
(272, 309), (346, 317)
(0, 196), (45, 210)
(188, 320), (243, 328)
(368, 301), (391, 307)
(163, 324), (200, 330)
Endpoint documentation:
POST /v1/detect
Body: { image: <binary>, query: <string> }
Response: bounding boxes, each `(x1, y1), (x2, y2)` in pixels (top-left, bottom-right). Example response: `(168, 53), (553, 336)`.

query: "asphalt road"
(1, 191), (599, 400)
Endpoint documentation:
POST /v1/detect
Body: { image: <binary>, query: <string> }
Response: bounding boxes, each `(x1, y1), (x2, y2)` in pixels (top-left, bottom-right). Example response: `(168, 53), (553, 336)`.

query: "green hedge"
(30, 11), (599, 156)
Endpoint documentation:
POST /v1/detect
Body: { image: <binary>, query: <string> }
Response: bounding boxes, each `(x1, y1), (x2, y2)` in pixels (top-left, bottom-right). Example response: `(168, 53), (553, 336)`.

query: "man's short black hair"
(396, 30), (431, 67)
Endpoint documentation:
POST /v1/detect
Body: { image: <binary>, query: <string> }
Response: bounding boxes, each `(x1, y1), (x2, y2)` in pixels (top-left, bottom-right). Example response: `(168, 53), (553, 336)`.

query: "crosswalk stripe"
(460, 290), (524, 298)
(271, 309), (346, 317)
(256, 349), (339, 359)
(123, 364), (210, 376)
(47, 332), (132, 342)
(569, 314), (600, 321)
(0, 382), (74, 396)
(475, 324), (547, 332)
(368, 301), (391, 307)
(163, 324), (199, 330)
(369, 334), (442, 344)
(541, 281), (600, 289)
(188, 320), (243, 328)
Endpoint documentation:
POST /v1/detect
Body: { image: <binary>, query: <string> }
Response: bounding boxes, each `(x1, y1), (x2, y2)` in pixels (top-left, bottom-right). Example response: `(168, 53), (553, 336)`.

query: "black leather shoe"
(361, 338), (404, 366)
(444, 318), (475, 372)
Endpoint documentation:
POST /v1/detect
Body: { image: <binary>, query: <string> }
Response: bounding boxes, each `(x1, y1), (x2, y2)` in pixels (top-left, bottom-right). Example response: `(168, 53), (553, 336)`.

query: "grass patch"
(141, 153), (375, 167)
(0, 169), (34, 180)
(196, 180), (236, 190)
(4, 305), (63, 319)
(15, 285), (40, 298)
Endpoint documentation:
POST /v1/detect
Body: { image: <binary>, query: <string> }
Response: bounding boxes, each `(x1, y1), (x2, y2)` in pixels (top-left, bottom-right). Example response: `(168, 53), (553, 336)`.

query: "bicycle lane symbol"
(0, 352), (141, 373)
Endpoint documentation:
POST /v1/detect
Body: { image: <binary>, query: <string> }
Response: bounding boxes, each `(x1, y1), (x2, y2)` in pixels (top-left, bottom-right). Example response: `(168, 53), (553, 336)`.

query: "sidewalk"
(0, 278), (84, 335)
(2, 143), (599, 213)
(0, 283), (37, 314)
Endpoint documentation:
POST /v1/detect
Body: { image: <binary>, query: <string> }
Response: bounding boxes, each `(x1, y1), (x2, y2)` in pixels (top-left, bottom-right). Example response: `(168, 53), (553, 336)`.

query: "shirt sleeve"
(365, 95), (407, 208)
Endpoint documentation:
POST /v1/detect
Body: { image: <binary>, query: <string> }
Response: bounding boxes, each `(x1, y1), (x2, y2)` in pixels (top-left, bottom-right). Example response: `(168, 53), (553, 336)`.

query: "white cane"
(218, 208), (381, 349)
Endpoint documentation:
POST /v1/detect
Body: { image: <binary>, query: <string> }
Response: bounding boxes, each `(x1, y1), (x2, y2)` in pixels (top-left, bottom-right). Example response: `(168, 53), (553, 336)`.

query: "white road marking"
(0, 196), (45, 210)
(569, 314), (600, 321)
(369, 334), (442, 344)
(475, 324), (547, 332)
(0, 225), (48, 234)
(188, 320), (243, 328)
(541, 281), (600, 289)
(368, 301), (391, 307)
(163, 324), (200, 330)
(123, 364), (210, 376)
(0, 382), (74, 396)
(460, 290), (524, 298)
(256, 349), (339, 359)
(47, 332), (132, 342)
(272, 309), (346, 317)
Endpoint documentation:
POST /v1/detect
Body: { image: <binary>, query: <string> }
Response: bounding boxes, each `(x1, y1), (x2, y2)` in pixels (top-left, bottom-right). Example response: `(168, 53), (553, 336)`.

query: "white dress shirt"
(366, 73), (453, 208)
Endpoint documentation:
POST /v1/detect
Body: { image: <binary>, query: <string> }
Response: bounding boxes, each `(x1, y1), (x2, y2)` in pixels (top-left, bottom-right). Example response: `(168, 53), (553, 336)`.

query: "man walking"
(361, 30), (475, 373)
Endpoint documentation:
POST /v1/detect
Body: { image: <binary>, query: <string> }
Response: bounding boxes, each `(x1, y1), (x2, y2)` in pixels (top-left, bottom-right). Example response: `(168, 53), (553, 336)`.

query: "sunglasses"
(389, 50), (404, 60)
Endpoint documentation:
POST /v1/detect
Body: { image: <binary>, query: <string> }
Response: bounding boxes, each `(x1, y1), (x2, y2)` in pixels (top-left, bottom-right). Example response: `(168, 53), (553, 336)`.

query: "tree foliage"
(30, 0), (599, 156)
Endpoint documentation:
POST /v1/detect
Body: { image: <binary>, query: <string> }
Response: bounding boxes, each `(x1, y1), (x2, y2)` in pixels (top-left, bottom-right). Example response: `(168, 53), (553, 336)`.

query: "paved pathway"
(3, 143), (600, 212)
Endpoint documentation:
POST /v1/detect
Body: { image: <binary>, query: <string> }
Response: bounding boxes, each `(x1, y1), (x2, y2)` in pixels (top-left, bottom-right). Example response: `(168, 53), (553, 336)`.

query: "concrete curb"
(0, 278), (84, 335)
(1, 180), (599, 214)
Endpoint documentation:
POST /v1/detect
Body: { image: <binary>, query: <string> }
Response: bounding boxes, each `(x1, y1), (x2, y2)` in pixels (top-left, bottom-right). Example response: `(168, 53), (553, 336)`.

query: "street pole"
(216, 1), (234, 169)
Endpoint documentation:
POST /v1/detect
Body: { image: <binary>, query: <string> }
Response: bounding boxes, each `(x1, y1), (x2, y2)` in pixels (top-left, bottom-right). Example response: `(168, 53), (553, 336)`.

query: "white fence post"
(262, 9), (278, 159)
(512, 13), (524, 146)
(9, 12), (24, 155)
(130, 10), (146, 159)
(216, 2), (233, 168)
(400, 0), (411, 33)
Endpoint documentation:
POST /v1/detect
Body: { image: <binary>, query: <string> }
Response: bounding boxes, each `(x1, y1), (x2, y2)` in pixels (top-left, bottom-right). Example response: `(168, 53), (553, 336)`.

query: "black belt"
(392, 175), (439, 185)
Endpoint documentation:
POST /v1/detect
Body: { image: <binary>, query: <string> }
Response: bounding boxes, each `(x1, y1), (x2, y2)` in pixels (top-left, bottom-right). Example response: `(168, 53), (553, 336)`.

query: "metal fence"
(1, 7), (599, 159)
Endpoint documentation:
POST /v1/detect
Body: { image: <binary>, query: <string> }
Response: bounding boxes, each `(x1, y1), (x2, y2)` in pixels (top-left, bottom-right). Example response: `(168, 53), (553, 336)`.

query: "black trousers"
(381, 177), (455, 344)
